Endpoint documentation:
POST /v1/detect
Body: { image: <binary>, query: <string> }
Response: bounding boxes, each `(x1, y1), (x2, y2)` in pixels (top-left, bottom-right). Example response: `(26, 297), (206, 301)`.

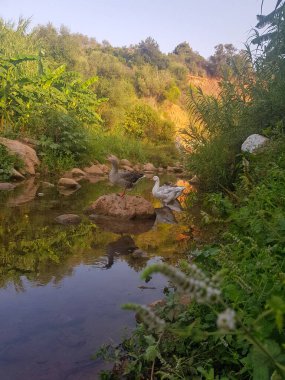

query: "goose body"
(108, 155), (144, 195)
(152, 176), (185, 205)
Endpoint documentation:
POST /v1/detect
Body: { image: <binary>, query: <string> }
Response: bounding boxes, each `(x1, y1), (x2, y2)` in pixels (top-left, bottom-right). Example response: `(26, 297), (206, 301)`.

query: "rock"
(131, 248), (148, 258)
(167, 166), (175, 172)
(41, 181), (55, 188)
(70, 168), (86, 178)
(121, 165), (134, 172)
(0, 182), (15, 191)
(85, 194), (156, 220)
(98, 164), (109, 174)
(241, 134), (269, 153)
(83, 164), (104, 175)
(10, 168), (25, 181)
(58, 178), (81, 189)
(133, 164), (142, 171)
(55, 214), (82, 225)
(0, 137), (40, 175)
(158, 167), (164, 173)
(58, 187), (80, 196)
(143, 163), (156, 172)
(37, 192), (44, 197)
(120, 159), (132, 167)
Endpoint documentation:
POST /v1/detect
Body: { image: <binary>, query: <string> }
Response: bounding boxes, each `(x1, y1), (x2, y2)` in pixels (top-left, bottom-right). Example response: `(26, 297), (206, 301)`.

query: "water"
(0, 176), (192, 380)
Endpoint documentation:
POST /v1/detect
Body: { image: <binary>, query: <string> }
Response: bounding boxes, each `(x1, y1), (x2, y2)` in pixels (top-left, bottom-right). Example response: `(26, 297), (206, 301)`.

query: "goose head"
(107, 155), (119, 166)
(152, 176), (159, 181)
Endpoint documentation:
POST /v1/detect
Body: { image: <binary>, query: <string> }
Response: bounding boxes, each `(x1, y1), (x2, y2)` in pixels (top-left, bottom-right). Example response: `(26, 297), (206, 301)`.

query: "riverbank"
(97, 136), (285, 379)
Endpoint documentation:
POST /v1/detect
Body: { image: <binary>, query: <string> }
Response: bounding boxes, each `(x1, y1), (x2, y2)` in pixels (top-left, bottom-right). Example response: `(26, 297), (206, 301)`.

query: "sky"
(0, 0), (278, 58)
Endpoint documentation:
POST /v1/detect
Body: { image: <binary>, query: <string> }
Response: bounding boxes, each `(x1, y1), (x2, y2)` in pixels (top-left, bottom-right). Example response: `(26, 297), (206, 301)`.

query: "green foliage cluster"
(124, 103), (174, 142)
(0, 144), (22, 180)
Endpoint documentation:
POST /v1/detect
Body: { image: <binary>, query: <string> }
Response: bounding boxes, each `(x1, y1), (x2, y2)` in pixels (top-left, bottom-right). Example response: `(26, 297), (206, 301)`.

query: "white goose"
(152, 176), (185, 205)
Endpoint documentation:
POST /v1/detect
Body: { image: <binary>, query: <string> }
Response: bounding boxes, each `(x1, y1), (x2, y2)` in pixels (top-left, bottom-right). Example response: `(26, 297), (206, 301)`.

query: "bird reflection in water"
(104, 235), (148, 270)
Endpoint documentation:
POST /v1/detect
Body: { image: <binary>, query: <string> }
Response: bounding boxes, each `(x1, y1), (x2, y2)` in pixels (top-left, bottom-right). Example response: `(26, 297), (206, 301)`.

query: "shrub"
(0, 144), (23, 180)
(123, 103), (174, 142)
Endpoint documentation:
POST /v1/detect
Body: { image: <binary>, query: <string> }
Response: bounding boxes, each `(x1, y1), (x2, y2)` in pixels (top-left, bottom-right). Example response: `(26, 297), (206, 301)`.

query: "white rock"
(241, 134), (269, 153)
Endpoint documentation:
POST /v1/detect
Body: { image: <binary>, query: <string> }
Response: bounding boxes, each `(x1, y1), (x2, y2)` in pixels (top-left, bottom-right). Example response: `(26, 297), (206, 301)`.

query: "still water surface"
(0, 176), (191, 379)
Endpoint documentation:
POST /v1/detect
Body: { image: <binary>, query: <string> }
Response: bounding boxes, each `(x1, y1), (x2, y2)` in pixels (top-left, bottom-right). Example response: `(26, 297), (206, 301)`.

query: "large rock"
(58, 178), (81, 189)
(241, 134), (269, 153)
(120, 159), (132, 167)
(55, 214), (82, 225)
(0, 137), (40, 175)
(70, 168), (86, 178)
(83, 164), (105, 175)
(143, 163), (156, 172)
(85, 194), (155, 220)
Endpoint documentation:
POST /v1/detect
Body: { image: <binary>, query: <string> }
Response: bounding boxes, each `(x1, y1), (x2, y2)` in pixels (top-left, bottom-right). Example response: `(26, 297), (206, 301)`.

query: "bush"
(0, 144), (23, 180)
(34, 109), (88, 172)
(123, 103), (174, 142)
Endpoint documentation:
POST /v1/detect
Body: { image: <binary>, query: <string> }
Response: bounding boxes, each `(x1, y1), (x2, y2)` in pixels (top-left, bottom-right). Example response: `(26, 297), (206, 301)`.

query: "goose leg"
(120, 187), (127, 198)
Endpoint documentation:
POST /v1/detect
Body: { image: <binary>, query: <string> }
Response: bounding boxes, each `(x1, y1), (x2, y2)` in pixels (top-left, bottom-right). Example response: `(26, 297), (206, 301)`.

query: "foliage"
(123, 103), (174, 142)
(0, 144), (23, 180)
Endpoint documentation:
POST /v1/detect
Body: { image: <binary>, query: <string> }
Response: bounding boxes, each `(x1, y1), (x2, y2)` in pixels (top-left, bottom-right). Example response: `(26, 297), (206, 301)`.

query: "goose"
(152, 176), (185, 205)
(108, 155), (144, 196)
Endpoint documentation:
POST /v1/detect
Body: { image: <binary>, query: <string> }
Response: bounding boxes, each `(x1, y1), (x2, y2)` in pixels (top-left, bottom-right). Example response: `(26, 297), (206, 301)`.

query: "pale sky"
(0, 0), (278, 58)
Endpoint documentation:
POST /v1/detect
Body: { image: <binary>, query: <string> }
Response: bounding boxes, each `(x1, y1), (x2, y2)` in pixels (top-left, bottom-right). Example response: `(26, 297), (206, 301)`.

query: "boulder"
(120, 159), (132, 167)
(83, 164), (104, 175)
(133, 164), (142, 171)
(0, 182), (15, 191)
(143, 163), (156, 172)
(85, 194), (155, 220)
(55, 214), (82, 225)
(0, 137), (40, 175)
(58, 178), (81, 189)
(98, 164), (109, 174)
(241, 134), (269, 153)
(70, 168), (86, 178)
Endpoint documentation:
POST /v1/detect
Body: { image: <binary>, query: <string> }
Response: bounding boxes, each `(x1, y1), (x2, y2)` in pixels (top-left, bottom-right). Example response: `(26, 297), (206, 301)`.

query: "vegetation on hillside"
(0, 17), (245, 174)
(97, 2), (285, 379)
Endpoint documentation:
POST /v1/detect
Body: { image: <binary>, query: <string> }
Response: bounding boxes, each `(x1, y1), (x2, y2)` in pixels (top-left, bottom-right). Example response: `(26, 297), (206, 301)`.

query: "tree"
(137, 37), (168, 69)
(207, 43), (239, 77)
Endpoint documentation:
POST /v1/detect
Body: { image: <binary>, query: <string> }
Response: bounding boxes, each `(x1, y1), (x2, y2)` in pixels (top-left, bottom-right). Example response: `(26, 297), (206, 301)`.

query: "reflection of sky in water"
(0, 176), (191, 380)
(0, 258), (167, 380)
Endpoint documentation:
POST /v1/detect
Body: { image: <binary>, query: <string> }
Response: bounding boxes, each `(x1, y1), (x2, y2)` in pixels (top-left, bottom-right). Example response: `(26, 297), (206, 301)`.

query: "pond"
(0, 175), (194, 380)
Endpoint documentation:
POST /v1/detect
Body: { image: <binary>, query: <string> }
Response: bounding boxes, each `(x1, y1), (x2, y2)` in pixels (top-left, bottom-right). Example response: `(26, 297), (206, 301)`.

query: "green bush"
(123, 103), (174, 142)
(0, 144), (22, 180)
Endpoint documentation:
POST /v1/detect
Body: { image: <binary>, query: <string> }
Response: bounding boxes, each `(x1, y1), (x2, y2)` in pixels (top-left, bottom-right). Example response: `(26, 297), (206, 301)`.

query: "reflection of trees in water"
(0, 181), (191, 290)
(0, 213), (114, 290)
